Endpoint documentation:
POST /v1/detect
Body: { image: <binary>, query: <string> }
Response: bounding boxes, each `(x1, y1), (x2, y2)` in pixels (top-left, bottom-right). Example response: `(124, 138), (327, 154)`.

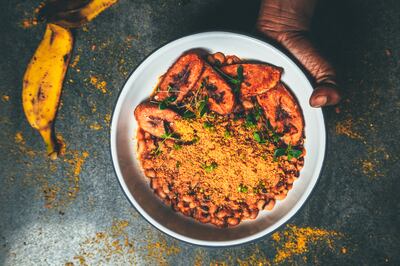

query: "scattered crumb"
(335, 118), (363, 140)
(90, 122), (102, 131)
(20, 2), (44, 28)
(21, 18), (38, 28)
(385, 49), (392, 57)
(341, 247), (347, 254)
(90, 75), (108, 94)
(272, 225), (343, 264)
(104, 113), (112, 126)
(70, 55), (80, 69)
(68, 219), (181, 265)
(15, 132), (25, 144)
(2, 95), (10, 102)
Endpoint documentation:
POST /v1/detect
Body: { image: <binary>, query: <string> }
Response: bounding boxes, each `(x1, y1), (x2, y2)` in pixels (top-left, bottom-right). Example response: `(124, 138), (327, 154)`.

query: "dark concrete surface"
(0, 0), (399, 265)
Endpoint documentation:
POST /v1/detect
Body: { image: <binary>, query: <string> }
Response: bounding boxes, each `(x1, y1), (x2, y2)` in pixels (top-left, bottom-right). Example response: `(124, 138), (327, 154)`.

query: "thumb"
(275, 31), (341, 107)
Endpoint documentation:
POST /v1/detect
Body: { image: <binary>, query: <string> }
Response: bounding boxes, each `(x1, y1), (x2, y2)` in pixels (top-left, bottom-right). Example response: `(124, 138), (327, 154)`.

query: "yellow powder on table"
(90, 75), (108, 94)
(70, 55), (80, 69)
(272, 225), (343, 264)
(15, 131), (25, 144)
(335, 118), (363, 140)
(89, 122), (102, 130)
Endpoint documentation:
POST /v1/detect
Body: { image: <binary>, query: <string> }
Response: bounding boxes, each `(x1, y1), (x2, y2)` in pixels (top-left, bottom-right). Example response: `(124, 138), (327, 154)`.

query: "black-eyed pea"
(216, 209), (229, 219)
(213, 52), (226, 65)
(264, 199), (275, 210)
(275, 191), (288, 200)
(150, 178), (159, 189)
(199, 214), (211, 223)
(249, 209), (259, 220)
(207, 54), (216, 64)
(182, 195), (193, 202)
(137, 130), (145, 140)
(164, 139), (174, 148)
(137, 141), (145, 155)
(257, 200), (266, 210)
(242, 100), (254, 110)
(162, 183), (170, 194)
(242, 208), (250, 218)
(209, 204), (217, 214)
(156, 188), (167, 199)
(145, 169), (156, 178)
(142, 160), (153, 169)
(227, 217), (240, 226)
(225, 55), (240, 65)
(271, 176), (281, 187)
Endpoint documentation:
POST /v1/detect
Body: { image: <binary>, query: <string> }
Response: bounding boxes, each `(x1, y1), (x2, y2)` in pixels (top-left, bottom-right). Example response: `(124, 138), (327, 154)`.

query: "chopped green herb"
(266, 120), (282, 143)
(158, 101), (167, 110)
(182, 110), (196, 119)
(274, 144), (302, 160)
(237, 65), (244, 81)
(213, 67), (241, 84)
(224, 129), (231, 139)
(203, 121), (214, 129)
(203, 162), (218, 173)
(274, 148), (286, 158)
(253, 131), (266, 144)
(173, 143), (182, 150)
(287, 148), (302, 160)
(191, 136), (200, 143)
(198, 96), (209, 117)
(176, 161), (181, 169)
(237, 184), (248, 193)
(245, 113), (257, 128)
(254, 104), (263, 121)
(158, 95), (177, 110)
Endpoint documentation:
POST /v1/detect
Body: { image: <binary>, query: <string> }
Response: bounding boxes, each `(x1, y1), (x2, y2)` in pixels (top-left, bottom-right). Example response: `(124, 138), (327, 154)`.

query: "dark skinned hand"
(257, 0), (341, 107)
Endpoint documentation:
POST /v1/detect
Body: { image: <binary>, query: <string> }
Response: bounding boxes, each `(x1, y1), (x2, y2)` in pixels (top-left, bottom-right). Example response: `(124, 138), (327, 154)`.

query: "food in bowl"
(134, 51), (305, 227)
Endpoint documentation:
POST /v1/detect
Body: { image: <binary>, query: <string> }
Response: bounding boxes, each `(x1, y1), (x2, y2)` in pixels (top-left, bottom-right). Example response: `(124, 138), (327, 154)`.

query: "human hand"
(256, 0), (341, 107)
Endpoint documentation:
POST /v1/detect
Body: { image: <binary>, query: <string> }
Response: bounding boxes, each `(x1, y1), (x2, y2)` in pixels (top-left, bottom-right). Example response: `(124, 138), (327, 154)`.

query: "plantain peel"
(40, 0), (118, 28)
(22, 23), (73, 159)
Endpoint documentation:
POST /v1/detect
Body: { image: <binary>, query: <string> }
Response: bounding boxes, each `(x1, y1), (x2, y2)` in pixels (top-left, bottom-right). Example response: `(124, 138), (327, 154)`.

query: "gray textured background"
(1, 0), (399, 265)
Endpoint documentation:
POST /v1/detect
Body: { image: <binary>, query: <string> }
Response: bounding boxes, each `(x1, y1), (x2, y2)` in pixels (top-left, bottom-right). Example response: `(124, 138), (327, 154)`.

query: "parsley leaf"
(158, 95), (177, 110)
(173, 143), (182, 150)
(237, 65), (244, 81)
(253, 131), (266, 144)
(182, 110), (196, 119)
(224, 129), (231, 139)
(203, 121), (214, 129)
(274, 148), (286, 158)
(203, 162), (218, 173)
(237, 184), (248, 193)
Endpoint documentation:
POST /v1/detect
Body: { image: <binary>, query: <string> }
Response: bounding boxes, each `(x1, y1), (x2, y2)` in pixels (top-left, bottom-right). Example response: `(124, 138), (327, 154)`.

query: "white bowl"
(110, 32), (326, 247)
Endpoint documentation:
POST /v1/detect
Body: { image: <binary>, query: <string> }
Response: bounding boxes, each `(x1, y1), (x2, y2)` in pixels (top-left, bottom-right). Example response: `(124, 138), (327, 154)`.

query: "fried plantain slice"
(134, 102), (180, 138)
(153, 52), (205, 103)
(221, 63), (282, 97)
(257, 83), (304, 145)
(194, 65), (235, 115)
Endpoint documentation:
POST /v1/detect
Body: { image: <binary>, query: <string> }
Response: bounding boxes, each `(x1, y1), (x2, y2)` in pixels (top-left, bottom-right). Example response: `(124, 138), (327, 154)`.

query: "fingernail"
(312, 95), (327, 107)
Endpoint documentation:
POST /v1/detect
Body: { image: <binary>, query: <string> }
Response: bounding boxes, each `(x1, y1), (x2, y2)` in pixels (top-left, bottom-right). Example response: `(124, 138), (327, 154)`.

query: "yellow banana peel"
(42, 0), (119, 28)
(22, 23), (73, 159)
